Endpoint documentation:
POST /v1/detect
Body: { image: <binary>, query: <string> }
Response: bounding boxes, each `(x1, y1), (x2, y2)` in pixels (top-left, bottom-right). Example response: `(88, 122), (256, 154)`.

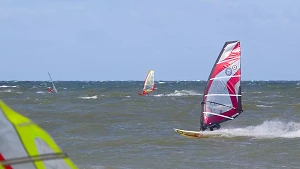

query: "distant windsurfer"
(138, 90), (149, 96)
(48, 87), (53, 93)
(143, 90), (149, 95)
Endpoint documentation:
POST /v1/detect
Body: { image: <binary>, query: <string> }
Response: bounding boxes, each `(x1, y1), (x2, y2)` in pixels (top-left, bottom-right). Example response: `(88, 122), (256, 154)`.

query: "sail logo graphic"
(225, 67), (232, 76)
(232, 65), (237, 70)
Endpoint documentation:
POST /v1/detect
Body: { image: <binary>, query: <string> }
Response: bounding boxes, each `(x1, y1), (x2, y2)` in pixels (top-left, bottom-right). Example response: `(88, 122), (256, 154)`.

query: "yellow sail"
(0, 100), (78, 169)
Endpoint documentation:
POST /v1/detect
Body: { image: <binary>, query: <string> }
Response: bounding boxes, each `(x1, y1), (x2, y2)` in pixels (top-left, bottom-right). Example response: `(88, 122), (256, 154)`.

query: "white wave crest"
(213, 120), (300, 138)
(256, 104), (273, 108)
(0, 89), (12, 93)
(77, 165), (106, 169)
(0, 85), (17, 88)
(78, 95), (98, 99)
(154, 90), (202, 97)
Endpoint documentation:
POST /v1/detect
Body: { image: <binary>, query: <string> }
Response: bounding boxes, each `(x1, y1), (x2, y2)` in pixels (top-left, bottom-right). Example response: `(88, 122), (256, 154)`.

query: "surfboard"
(175, 41), (243, 137)
(138, 70), (155, 96)
(174, 128), (222, 138)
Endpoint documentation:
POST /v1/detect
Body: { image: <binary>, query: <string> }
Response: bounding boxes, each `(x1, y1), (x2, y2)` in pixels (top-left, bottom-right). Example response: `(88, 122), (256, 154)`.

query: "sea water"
(0, 81), (299, 169)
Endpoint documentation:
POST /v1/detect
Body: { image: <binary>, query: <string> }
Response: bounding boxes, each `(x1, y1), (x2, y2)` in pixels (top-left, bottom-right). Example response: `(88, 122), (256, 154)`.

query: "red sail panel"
(201, 41), (242, 128)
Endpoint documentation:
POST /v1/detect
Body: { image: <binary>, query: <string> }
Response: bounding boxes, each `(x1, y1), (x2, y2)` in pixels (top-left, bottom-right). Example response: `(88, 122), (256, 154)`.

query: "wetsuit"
(209, 123), (221, 131)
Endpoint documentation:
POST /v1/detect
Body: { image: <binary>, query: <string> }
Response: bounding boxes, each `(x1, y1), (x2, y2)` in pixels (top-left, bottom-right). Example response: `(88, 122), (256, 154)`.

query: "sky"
(0, 0), (299, 81)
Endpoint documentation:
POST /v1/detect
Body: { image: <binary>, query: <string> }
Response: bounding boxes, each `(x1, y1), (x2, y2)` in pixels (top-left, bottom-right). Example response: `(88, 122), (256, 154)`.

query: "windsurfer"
(142, 90), (148, 96)
(209, 123), (221, 131)
(138, 90), (149, 96)
(48, 87), (53, 93)
(200, 123), (221, 131)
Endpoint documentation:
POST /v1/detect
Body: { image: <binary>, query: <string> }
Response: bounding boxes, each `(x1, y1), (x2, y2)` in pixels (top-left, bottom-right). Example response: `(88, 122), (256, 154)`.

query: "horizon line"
(0, 80), (299, 82)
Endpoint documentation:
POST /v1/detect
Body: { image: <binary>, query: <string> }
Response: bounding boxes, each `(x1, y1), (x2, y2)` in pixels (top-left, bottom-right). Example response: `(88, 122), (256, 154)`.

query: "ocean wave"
(0, 89), (12, 93)
(78, 95), (98, 99)
(77, 165), (106, 169)
(0, 85), (17, 88)
(213, 120), (300, 138)
(256, 104), (273, 108)
(31, 86), (39, 89)
(153, 90), (202, 97)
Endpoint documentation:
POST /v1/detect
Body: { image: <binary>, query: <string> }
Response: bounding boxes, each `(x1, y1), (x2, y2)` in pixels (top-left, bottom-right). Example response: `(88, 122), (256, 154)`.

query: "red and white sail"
(200, 41), (243, 129)
(143, 70), (155, 93)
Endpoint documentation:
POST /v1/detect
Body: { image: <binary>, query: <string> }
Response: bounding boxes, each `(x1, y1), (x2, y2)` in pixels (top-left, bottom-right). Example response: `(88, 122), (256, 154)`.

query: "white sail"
(48, 72), (58, 93)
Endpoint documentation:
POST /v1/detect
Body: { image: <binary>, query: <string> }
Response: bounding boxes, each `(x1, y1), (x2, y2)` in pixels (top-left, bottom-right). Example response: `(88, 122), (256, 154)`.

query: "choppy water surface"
(0, 81), (299, 169)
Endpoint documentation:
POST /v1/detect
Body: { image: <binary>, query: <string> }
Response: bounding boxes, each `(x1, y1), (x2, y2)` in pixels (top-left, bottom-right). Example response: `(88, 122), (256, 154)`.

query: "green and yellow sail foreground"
(0, 100), (78, 169)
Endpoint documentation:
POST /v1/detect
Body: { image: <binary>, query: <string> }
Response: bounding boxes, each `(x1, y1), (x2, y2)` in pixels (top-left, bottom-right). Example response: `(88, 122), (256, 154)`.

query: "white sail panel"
(205, 75), (234, 118)
(35, 138), (71, 169)
(218, 41), (240, 63)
